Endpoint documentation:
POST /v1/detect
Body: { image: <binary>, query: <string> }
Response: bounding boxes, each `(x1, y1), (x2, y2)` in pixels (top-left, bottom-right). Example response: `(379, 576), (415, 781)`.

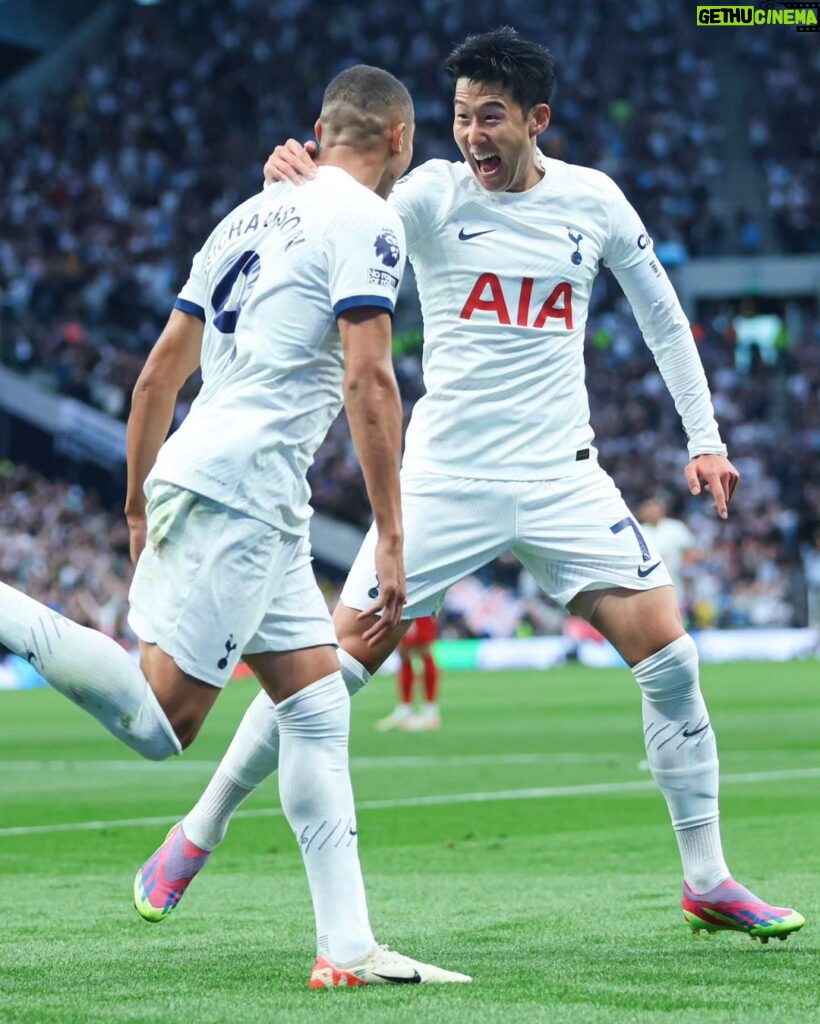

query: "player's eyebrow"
(453, 98), (508, 112)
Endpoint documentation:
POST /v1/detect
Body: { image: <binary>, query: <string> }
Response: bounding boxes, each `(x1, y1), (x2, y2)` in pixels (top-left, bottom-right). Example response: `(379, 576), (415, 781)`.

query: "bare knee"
(165, 709), (205, 749)
(332, 602), (410, 674)
(572, 586), (685, 667)
(150, 687), (215, 749)
(139, 642), (219, 749)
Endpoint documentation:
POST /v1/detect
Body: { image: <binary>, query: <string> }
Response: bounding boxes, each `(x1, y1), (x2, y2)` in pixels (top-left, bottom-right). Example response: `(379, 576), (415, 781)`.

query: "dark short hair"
(444, 27), (556, 112)
(322, 64), (414, 123)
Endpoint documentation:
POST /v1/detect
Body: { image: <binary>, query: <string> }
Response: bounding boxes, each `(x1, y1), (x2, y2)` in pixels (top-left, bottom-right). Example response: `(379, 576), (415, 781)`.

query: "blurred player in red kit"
(377, 616), (440, 730)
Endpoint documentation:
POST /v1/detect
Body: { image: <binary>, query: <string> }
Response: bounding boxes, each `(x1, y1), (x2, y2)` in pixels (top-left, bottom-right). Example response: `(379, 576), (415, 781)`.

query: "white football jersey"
(391, 157), (698, 480)
(149, 167), (405, 534)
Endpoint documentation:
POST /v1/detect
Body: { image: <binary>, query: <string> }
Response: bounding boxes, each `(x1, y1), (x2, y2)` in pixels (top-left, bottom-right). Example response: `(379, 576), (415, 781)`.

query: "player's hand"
(127, 513), (148, 565)
(358, 536), (406, 645)
(684, 454), (740, 520)
(263, 140), (318, 187)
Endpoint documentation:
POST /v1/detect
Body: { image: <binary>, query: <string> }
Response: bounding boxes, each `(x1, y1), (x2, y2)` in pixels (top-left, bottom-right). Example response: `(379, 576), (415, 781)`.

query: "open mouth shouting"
(473, 153), (503, 184)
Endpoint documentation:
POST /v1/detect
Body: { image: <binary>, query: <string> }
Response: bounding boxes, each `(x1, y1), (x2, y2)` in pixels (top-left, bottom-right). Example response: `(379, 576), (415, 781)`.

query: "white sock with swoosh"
(182, 653), (373, 850)
(276, 671), (374, 963)
(633, 635), (729, 891)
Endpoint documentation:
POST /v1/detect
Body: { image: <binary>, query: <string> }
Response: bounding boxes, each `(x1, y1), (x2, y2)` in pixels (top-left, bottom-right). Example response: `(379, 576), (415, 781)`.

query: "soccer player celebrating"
(135, 29), (803, 942)
(0, 66), (470, 987)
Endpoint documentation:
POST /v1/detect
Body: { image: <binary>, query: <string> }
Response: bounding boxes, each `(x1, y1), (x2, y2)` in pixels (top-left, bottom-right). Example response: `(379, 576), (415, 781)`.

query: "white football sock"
(632, 634), (729, 890)
(0, 582), (180, 760)
(675, 821), (729, 893)
(183, 689), (279, 850)
(338, 648), (371, 696)
(182, 770), (251, 852)
(179, 653), (373, 852)
(276, 671), (374, 963)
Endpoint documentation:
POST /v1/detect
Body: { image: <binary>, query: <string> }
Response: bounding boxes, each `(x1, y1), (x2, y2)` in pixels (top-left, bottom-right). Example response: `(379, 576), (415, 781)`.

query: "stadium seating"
(0, 0), (817, 640)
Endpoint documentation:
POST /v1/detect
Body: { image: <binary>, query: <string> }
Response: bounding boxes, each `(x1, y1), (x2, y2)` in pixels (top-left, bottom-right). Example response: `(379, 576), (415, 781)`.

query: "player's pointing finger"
(709, 472), (728, 519)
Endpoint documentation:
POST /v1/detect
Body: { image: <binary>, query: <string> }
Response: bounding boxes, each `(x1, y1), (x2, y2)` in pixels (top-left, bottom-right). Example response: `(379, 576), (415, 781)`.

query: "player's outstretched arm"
(264, 140), (318, 187)
(339, 308), (406, 643)
(684, 454), (740, 520)
(613, 259), (738, 518)
(125, 309), (203, 563)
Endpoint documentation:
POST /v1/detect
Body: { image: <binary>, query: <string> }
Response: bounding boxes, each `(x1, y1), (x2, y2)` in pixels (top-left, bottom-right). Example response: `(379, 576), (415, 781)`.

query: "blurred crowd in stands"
(1, 292), (817, 642)
(742, 32), (820, 255)
(0, 462), (133, 641)
(0, 0), (817, 642)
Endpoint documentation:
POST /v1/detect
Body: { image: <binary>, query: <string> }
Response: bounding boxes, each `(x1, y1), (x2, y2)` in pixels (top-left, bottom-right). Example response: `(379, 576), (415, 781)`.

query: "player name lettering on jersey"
(155, 167), (406, 534)
(460, 274), (573, 330)
(204, 202), (306, 272)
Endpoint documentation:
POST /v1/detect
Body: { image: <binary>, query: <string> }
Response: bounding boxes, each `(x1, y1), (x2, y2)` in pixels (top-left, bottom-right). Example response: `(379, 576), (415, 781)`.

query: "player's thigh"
(569, 585), (684, 666)
(138, 640), (221, 746)
(129, 484), (301, 688)
(340, 473), (514, 617)
(513, 463), (674, 609)
(244, 646), (340, 705)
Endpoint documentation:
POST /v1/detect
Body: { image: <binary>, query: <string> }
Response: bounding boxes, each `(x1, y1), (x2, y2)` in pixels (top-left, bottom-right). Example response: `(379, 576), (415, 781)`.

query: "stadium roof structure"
(0, 0), (107, 89)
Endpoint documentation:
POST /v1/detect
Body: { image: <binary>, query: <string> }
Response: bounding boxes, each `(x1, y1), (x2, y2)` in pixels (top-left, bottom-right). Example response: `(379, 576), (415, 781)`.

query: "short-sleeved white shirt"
(149, 167), (405, 534)
(389, 157), (654, 480)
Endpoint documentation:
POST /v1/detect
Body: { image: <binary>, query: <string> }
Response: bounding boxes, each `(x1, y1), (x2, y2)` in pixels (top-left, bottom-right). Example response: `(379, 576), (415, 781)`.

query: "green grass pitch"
(1, 660), (818, 1023)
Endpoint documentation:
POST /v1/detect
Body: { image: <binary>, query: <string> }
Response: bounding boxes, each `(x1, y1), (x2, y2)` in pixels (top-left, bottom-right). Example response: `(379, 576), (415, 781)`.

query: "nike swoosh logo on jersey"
(682, 722), (710, 738)
(458, 228), (496, 241)
(373, 970), (422, 984)
(637, 561), (662, 578)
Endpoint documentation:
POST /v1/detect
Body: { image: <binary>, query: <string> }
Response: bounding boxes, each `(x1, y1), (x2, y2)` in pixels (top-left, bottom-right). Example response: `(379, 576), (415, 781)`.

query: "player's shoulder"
(298, 170), (402, 258)
(392, 158), (473, 204)
(314, 167), (397, 222)
(397, 158), (465, 186)
(545, 157), (624, 203)
(311, 170), (404, 271)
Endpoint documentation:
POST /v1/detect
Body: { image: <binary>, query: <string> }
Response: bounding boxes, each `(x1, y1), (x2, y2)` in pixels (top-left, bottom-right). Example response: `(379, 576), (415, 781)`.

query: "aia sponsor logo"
(459, 274), (574, 329)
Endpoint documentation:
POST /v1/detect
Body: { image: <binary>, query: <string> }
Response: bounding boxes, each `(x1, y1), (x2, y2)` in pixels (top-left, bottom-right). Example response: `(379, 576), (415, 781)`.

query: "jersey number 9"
(212, 250), (261, 334)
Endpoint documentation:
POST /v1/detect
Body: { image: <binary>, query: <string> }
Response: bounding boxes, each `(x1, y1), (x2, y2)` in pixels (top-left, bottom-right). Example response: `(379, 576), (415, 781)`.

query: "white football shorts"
(341, 458), (673, 618)
(129, 482), (336, 686)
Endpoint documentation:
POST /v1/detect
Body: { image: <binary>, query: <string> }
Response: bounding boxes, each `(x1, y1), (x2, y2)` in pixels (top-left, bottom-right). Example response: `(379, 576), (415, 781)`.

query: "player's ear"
(529, 104), (550, 138)
(314, 119), (324, 145)
(389, 121), (407, 156)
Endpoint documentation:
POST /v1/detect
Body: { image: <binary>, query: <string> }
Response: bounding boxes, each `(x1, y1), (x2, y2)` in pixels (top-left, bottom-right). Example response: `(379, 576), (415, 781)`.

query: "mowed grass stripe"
(2, 765), (819, 838)
(0, 751), (627, 772)
(1, 746), (815, 773)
